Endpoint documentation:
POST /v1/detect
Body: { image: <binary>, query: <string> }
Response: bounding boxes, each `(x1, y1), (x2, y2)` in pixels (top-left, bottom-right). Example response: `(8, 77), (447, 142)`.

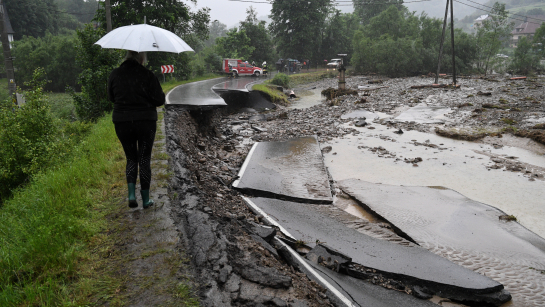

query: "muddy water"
(288, 88), (325, 109)
(323, 122), (545, 239)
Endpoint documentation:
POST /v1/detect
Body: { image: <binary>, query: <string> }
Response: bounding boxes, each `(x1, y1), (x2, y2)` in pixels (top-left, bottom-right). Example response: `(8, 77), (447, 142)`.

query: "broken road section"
(244, 196), (511, 306)
(233, 136), (333, 204)
(339, 179), (545, 307)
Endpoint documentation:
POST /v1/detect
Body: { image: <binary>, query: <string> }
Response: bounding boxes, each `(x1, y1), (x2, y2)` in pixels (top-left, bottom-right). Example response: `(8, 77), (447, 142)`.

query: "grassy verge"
(162, 73), (222, 94)
(252, 83), (290, 105)
(289, 70), (338, 87)
(0, 114), (126, 305)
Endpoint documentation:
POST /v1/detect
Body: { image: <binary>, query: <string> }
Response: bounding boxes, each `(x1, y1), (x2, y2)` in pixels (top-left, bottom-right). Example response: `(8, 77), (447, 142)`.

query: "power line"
(227, 0), (430, 5)
(454, 0), (544, 25)
(461, 0), (545, 23)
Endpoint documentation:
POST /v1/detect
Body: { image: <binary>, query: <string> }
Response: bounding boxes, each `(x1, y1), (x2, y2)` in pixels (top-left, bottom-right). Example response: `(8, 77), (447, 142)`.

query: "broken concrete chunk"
(306, 244), (352, 273)
(250, 222), (277, 241)
(237, 262), (292, 289)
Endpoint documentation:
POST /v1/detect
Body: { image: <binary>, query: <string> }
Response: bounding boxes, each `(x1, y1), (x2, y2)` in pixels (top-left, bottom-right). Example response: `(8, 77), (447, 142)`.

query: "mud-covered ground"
(151, 74), (545, 306)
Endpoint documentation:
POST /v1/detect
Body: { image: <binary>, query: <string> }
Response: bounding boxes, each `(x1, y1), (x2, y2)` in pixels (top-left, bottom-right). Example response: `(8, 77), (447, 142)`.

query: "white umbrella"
(94, 24), (194, 54)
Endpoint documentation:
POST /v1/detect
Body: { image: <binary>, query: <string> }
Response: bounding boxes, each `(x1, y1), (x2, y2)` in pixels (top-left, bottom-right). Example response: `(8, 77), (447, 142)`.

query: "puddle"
(288, 88), (325, 109)
(323, 123), (545, 238)
(340, 109), (390, 120)
(393, 102), (452, 124)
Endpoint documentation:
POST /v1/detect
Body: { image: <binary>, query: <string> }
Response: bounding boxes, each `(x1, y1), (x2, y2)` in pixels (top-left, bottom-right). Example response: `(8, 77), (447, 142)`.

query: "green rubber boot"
(141, 190), (154, 209)
(128, 183), (138, 208)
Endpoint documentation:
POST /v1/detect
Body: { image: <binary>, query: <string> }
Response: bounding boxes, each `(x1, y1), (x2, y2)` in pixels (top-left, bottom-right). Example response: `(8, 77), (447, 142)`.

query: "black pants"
(114, 120), (156, 190)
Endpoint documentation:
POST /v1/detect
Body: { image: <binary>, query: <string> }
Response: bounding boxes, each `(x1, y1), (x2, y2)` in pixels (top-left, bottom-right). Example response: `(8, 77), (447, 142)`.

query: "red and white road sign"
(161, 65), (174, 73)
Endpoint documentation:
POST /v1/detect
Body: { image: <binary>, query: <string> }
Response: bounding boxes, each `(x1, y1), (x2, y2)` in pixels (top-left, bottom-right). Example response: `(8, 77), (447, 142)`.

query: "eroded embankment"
(164, 106), (332, 306)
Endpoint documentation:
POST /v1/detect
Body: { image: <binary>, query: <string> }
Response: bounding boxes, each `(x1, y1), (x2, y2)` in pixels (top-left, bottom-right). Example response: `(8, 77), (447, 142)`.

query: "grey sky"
(192, 0), (481, 28)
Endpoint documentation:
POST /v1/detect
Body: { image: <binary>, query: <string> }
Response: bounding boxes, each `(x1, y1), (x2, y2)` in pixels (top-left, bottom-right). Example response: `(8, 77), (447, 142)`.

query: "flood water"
(323, 122), (545, 239)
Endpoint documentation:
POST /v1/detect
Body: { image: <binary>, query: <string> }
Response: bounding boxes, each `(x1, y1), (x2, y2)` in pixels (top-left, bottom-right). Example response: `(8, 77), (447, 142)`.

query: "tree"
(320, 11), (358, 62)
(474, 2), (514, 74)
(70, 24), (121, 121)
(510, 36), (541, 74)
(56, 0), (98, 24)
(534, 22), (545, 59)
(94, 0), (210, 78)
(240, 7), (276, 65)
(12, 32), (81, 92)
(215, 28), (255, 60)
(3, 0), (62, 39)
(353, 0), (404, 25)
(269, 0), (332, 60)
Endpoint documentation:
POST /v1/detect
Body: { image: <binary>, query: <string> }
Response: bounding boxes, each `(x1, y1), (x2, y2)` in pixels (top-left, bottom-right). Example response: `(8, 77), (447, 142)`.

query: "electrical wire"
(454, 0), (545, 25)
(461, 0), (545, 23)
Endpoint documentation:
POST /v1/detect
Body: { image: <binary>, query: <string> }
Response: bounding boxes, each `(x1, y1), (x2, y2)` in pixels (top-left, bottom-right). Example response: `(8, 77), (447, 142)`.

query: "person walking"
(108, 51), (165, 209)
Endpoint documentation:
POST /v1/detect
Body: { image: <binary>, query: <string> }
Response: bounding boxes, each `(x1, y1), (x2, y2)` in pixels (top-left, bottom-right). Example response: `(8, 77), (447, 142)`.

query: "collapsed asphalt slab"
(339, 178), (545, 307)
(243, 197), (511, 306)
(233, 136), (333, 204)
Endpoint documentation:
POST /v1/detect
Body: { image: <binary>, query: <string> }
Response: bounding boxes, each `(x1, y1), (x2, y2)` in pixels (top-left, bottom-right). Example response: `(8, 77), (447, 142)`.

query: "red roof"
(511, 15), (545, 35)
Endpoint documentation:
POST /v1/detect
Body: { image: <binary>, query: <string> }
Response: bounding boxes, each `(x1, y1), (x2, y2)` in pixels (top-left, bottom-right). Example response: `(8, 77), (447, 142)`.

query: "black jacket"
(108, 59), (165, 123)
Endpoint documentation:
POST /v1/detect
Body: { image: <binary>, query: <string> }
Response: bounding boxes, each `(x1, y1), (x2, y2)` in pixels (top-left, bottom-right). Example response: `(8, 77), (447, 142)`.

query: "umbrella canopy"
(94, 24), (194, 53)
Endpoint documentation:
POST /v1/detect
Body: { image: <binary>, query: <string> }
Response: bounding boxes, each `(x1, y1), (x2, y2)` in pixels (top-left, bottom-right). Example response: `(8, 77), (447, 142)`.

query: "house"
(2, 3), (15, 48)
(510, 15), (545, 47)
(473, 14), (490, 28)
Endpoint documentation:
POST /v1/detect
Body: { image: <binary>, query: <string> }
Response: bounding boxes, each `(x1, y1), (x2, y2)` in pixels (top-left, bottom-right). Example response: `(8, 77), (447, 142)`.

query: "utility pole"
(435, 0), (450, 85)
(105, 0), (112, 32)
(0, 0), (16, 98)
(450, 0), (457, 85)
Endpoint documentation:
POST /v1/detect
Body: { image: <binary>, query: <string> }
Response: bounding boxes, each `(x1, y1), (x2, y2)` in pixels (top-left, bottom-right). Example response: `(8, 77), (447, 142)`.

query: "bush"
(270, 73), (290, 88)
(70, 24), (121, 122)
(0, 68), (92, 203)
(12, 32), (81, 93)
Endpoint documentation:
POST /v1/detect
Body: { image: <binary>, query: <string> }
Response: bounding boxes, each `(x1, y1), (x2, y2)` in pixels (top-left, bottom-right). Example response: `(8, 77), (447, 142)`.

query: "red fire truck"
(222, 59), (263, 77)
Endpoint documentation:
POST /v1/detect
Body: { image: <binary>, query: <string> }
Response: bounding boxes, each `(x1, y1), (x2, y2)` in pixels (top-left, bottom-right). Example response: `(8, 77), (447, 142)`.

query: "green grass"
(47, 92), (77, 121)
(0, 78), (9, 102)
(0, 114), (126, 306)
(252, 83), (290, 105)
(289, 70), (338, 87)
(161, 73), (222, 94)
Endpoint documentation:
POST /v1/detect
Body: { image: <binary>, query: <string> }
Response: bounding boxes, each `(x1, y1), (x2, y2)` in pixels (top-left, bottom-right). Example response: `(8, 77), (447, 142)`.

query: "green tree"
(269, 0), (332, 60)
(4, 0), (62, 39)
(204, 20), (228, 48)
(12, 32), (81, 92)
(56, 0), (98, 24)
(70, 24), (121, 121)
(321, 11), (358, 62)
(533, 22), (545, 59)
(474, 2), (514, 74)
(240, 6), (276, 65)
(510, 36), (541, 73)
(353, 0), (404, 24)
(94, 0), (210, 78)
(215, 28), (255, 60)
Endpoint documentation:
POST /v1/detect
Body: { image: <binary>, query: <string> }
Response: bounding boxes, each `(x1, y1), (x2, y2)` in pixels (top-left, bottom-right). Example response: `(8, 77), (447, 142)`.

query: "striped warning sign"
(161, 65), (174, 73)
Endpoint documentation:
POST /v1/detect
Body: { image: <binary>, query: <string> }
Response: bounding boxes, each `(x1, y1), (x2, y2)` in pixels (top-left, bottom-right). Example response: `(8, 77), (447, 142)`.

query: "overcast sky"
(191, 0), (481, 29)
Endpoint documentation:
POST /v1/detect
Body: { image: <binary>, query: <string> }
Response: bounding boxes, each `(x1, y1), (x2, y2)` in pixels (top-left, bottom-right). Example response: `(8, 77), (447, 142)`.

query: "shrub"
(270, 73), (290, 88)
(0, 68), (92, 204)
(70, 24), (121, 122)
(12, 32), (81, 92)
(0, 68), (59, 203)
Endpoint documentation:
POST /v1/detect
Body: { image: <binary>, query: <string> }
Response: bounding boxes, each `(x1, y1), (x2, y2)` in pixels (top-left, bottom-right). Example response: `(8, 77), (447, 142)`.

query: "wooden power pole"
(105, 0), (112, 33)
(435, 0), (457, 86)
(0, 0), (16, 98)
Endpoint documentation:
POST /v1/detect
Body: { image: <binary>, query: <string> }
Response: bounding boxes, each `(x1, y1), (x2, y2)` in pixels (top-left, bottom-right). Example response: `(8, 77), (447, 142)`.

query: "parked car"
(327, 58), (342, 68)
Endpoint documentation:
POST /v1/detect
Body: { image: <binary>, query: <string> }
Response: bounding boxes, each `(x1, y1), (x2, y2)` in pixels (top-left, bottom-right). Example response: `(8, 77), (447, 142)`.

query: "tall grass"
(0, 114), (125, 306)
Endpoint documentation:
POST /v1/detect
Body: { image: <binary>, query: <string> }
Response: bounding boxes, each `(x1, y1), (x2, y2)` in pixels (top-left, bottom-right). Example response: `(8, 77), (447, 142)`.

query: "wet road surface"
(166, 77), (227, 108)
(233, 136), (332, 204)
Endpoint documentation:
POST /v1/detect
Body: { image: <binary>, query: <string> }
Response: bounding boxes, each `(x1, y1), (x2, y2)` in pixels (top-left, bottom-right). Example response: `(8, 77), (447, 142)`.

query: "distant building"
(2, 3), (15, 48)
(473, 14), (490, 28)
(510, 15), (545, 47)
